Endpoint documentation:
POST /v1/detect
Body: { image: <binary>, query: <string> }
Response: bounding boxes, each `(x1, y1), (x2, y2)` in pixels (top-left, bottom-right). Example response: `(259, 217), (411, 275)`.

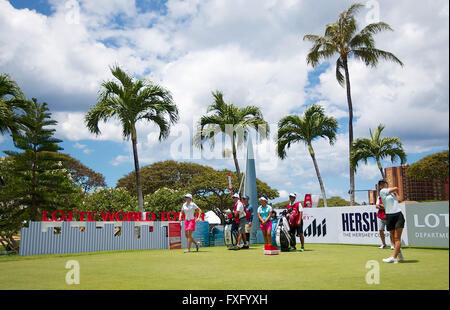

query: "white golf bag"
(275, 209), (295, 252)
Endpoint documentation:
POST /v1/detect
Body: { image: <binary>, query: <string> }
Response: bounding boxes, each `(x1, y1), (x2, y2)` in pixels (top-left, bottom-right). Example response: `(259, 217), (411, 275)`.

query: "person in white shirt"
(178, 193), (202, 253)
(378, 180), (405, 264)
(232, 193), (249, 250)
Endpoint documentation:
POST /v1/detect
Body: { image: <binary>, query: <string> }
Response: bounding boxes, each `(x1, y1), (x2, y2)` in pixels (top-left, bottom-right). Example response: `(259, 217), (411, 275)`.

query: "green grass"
(0, 244), (448, 290)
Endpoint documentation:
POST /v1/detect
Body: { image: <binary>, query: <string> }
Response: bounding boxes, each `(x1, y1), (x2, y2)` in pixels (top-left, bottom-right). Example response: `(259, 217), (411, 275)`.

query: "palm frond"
(352, 47), (404, 67)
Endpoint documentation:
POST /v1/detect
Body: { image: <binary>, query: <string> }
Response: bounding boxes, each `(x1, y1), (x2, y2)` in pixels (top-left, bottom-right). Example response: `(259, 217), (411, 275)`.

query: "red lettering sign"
(40, 210), (205, 222)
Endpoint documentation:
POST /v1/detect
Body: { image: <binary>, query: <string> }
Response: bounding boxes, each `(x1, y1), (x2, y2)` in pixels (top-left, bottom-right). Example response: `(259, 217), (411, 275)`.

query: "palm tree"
(303, 3), (403, 205)
(85, 65), (179, 213)
(0, 74), (25, 135)
(194, 91), (269, 192)
(351, 124), (406, 179)
(277, 104), (338, 208)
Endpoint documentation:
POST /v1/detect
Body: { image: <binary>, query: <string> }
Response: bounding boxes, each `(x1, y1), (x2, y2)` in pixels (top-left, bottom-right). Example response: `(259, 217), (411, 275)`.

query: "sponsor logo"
(341, 212), (378, 232)
(413, 213), (448, 228)
(303, 219), (326, 237)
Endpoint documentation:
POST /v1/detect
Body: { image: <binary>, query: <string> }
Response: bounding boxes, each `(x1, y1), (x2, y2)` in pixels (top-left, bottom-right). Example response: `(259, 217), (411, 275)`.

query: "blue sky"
(1, 0), (449, 204)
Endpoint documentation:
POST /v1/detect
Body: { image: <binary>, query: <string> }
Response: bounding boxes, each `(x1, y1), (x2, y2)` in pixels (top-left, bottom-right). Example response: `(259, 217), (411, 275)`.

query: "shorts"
(184, 219), (196, 231)
(289, 220), (304, 236)
(260, 221), (272, 231)
(377, 217), (387, 231)
(238, 217), (246, 234)
(386, 212), (405, 231)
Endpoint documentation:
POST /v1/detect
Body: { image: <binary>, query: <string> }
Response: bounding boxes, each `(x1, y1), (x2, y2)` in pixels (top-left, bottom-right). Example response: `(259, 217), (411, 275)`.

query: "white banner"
(301, 205), (409, 246)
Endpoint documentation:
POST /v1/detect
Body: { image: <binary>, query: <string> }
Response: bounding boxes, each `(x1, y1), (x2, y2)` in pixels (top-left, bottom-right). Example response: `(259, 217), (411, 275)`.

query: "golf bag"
(216, 208), (239, 249)
(275, 209), (295, 252)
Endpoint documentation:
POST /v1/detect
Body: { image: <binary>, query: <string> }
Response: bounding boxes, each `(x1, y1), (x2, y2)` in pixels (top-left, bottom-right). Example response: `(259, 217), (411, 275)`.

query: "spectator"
(232, 193), (249, 250)
(242, 195), (253, 243)
(286, 193), (305, 252)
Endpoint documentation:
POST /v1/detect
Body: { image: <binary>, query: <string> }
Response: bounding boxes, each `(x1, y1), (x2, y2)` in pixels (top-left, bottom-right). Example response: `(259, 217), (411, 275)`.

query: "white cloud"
(110, 154), (131, 167)
(0, 0), (448, 204)
(73, 142), (87, 149)
(278, 190), (289, 199)
(53, 112), (124, 142)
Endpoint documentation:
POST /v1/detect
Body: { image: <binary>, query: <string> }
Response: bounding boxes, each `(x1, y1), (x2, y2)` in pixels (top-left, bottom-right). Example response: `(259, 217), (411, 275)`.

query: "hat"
(259, 197), (267, 202)
(184, 193), (193, 199)
(289, 193), (296, 198)
(232, 193), (240, 199)
(242, 195), (249, 200)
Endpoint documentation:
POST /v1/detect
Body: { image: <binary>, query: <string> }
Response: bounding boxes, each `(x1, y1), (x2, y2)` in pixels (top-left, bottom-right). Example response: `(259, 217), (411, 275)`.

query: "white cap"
(184, 193), (193, 199)
(259, 197), (267, 201)
(232, 193), (240, 199)
(289, 193), (296, 198)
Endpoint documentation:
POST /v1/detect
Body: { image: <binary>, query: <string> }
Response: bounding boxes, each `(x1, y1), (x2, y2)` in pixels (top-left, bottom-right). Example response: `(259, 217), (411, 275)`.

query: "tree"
(406, 150), (449, 181)
(117, 161), (279, 214)
(188, 169), (279, 212)
(0, 73), (26, 135)
(194, 91), (269, 193)
(143, 187), (185, 215)
(117, 160), (215, 196)
(277, 104), (338, 208)
(351, 124), (406, 179)
(3, 98), (78, 222)
(273, 196), (358, 208)
(60, 153), (107, 193)
(85, 65), (179, 213)
(81, 187), (138, 214)
(303, 3), (403, 204)
(0, 157), (23, 251)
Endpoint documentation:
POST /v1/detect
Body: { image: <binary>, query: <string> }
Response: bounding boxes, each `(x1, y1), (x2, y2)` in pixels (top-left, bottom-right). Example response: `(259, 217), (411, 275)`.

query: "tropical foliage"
(3, 98), (79, 221)
(117, 160), (279, 213)
(303, 2), (403, 204)
(194, 91), (269, 192)
(117, 160), (215, 196)
(60, 153), (107, 193)
(406, 150), (449, 181)
(81, 187), (138, 214)
(277, 104), (338, 207)
(85, 65), (179, 213)
(273, 196), (358, 208)
(0, 73), (25, 135)
(351, 124), (407, 179)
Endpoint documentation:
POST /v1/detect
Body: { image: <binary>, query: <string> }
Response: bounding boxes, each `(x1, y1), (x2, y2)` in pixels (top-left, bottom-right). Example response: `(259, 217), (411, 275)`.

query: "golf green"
(0, 244), (448, 290)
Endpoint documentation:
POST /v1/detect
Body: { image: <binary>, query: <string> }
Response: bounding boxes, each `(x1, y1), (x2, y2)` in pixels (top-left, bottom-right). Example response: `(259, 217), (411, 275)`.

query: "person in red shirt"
(286, 193), (304, 252)
(376, 193), (395, 250)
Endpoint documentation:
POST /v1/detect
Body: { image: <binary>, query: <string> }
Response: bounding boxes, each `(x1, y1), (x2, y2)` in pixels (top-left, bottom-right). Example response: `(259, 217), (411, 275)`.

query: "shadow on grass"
(400, 260), (420, 264)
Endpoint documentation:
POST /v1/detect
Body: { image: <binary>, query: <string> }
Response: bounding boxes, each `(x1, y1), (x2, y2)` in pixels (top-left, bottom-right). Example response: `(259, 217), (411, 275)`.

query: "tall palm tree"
(351, 124), (406, 179)
(194, 91), (269, 192)
(277, 104), (338, 208)
(303, 3), (403, 205)
(0, 74), (25, 135)
(85, 66), (179, 213)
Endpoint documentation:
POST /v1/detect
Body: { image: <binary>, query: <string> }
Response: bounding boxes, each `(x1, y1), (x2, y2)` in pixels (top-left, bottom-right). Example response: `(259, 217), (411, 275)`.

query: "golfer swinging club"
(178, 193), (202, 253)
